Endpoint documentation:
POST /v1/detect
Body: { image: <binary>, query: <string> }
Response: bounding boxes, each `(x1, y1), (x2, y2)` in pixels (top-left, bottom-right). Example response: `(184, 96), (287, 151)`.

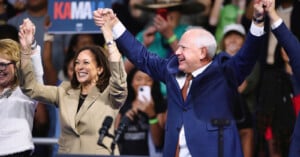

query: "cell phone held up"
(156, 8), (168, 20)
(138, 85), (151, 102)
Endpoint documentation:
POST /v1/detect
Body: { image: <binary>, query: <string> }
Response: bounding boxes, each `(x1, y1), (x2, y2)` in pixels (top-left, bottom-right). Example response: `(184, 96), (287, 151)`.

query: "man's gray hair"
(186, 26), (217, 58)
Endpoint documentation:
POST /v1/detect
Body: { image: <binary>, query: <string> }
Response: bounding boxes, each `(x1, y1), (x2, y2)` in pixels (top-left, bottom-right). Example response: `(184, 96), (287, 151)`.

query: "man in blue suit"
(93, 1), (271, 156)
(265, 0), (300, 156)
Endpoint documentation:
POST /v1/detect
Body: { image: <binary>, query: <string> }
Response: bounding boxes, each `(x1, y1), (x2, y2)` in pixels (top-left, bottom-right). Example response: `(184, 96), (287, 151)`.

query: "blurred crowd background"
(0, 0), (299, 157)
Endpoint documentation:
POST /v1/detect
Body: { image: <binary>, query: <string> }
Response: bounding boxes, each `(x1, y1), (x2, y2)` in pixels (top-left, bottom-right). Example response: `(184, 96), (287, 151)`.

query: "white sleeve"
(271, 18), (283, 30)
(250, 22), (265, 37)
(30, 45), (44, 84)
(112, 21), (126, 40)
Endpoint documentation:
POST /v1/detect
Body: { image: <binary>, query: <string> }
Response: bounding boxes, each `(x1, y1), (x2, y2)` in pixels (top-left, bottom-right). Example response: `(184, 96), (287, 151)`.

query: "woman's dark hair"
(63, 50), (75, 79)
(63, 34), (103, 79)
(124, 68), (165, 111)
(70, 45), (111, 92)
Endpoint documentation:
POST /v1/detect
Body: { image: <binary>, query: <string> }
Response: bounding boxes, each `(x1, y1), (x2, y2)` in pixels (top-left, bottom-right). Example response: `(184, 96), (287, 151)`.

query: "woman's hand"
(19, 18), (36, 54)
(135, 98), (156, 118)
(125, 107), (139, 121)
(93, 8), (118, 29)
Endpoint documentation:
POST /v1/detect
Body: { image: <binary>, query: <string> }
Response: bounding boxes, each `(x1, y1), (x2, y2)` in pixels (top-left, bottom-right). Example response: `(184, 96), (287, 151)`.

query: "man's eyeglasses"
(0, 62), (14, 70)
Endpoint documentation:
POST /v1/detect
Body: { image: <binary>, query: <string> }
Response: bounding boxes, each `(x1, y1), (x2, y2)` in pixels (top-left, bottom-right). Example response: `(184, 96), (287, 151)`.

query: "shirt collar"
(191, 61), (212, 78)
(0, 87), (13, 99)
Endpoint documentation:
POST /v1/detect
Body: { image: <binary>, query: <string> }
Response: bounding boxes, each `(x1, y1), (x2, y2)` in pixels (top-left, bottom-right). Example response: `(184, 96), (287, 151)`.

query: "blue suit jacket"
(272, 22), (300, 157)
(116, 29), (265, 157)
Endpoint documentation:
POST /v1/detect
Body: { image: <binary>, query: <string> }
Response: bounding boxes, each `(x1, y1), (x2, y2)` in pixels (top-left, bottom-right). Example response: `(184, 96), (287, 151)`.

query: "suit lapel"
(66, 88), (81, 133)
(75, 86), (100, 125)
(185, 62), (218, 104)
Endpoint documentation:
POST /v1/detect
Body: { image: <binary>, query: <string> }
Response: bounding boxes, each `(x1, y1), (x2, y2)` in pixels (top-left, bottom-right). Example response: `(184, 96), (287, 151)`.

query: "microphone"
(110, 116), (130, 155)
(97, 116), (113, 147)
(113, 116), (130, 143)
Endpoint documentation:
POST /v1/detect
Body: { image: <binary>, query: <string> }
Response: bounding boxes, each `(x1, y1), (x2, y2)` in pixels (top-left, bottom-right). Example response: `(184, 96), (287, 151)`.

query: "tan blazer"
(20, 59), (127, 155)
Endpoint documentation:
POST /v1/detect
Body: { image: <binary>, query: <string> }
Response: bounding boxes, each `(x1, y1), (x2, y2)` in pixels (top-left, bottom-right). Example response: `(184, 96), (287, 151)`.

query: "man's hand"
(265, 0), (280, 24)
(252, 0), (273, 26)
(253, 0), (273, 18)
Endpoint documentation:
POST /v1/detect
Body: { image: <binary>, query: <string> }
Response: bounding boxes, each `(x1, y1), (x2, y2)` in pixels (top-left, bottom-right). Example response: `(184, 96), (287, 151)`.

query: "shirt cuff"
(112, 21), (126, 40)
(31, 45), (41, 56)
(250, 21), (265, 37)
(30, 45), (44, 84)
(271, 18), (283, 30)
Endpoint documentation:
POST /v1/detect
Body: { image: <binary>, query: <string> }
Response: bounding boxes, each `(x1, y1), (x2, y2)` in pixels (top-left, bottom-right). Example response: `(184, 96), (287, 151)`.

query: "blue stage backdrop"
(48, 0), (111, 34)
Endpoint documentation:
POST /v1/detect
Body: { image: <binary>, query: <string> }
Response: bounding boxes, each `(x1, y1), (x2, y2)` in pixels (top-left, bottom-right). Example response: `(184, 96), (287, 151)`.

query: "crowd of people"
(0, 0), (300, 157)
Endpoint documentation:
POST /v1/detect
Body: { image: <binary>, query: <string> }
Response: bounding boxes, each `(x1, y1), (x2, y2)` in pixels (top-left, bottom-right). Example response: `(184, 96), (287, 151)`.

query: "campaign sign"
(48, 0), (111, 34)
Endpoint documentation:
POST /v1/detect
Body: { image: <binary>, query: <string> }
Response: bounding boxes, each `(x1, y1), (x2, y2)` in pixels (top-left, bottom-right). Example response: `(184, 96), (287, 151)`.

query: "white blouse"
(0, 46), (44, 155)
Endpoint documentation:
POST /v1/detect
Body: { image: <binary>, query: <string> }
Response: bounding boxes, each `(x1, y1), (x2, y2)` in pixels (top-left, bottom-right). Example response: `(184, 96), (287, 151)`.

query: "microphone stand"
(110, 140), (117, 156)
(211, 118), (230, 157)
(97, 133), (115, 156)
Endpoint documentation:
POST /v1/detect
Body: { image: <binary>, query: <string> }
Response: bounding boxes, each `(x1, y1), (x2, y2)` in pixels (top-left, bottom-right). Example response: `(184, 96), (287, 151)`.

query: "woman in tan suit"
(19, 20), (128, 155)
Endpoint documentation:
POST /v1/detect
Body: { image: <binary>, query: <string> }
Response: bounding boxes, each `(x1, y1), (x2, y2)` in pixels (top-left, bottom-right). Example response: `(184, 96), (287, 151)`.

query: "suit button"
(183, 108), (187, 112)
(177, 127), (181, 132)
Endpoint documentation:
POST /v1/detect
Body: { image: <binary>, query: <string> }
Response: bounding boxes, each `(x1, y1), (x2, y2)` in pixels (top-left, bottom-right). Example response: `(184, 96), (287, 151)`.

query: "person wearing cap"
(124, 0), (206, 98)
(220, 24), (246, 56)
(262, 0), (300, 156)
(220, 23), (258, 157)
(93, 0), (270, 156)
(124, 0), (205, 68)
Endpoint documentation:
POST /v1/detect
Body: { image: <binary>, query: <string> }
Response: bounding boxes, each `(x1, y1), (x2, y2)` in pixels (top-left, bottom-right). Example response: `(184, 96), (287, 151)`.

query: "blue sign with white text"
(48, 0), (112, 34)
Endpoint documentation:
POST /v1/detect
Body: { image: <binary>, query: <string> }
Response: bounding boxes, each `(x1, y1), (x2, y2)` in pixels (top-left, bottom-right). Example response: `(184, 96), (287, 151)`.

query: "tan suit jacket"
(20, 59), (127, 155)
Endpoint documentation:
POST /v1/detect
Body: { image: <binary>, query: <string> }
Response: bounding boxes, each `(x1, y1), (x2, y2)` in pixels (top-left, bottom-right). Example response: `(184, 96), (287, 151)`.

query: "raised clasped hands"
(93, 8), (118, 31)
(19, 18), (35, 52)
(253, 0), (274, 18)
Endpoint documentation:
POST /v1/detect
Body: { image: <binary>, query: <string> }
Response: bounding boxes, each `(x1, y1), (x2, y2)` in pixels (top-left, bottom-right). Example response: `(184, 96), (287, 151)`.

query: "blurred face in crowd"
(74, 50), (102, 86)
(73, 34), (95, 52)
(131, 70), (153, 94)
(27, 0), (47, 11)
(129, 0), (144, 18)
(223, 32), (245, 56)
(166, 10), (181, 24)
(0, 57), (15, 89)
